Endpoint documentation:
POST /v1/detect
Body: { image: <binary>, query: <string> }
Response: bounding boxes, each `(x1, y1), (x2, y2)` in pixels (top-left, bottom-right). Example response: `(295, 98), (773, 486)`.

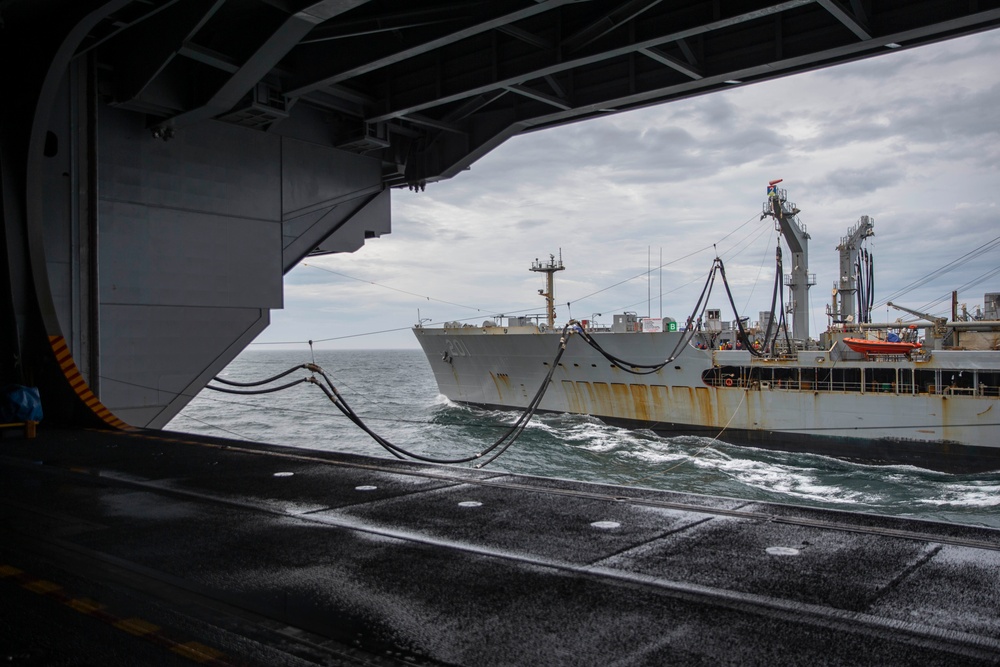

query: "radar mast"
(530, 251), (565, 328)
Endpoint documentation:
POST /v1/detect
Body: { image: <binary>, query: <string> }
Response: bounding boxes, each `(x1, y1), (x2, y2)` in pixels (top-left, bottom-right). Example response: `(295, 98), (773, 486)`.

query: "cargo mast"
(531, 252), (565, 328)
(762, 180), (814, 341)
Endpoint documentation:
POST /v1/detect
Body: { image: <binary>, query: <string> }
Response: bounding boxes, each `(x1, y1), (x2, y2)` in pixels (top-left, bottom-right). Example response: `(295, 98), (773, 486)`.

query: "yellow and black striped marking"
(0, 563), (233, 665)
(49, 335), (131, 429)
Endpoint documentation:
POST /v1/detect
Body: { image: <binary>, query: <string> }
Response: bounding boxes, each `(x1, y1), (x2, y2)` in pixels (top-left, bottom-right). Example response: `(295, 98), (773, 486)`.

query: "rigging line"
(302, 262), (497, 314)
(605, 272), (710, 316)
(169, 412), (255, 442)
(712, 211), (767, 248)
(252, 325), (416, 346)
(914, 265), (1000, 315)
(601, 219), (772, 317)
(605, 249), (735, 315)
(253, 302), (560, 345)
(714, 215), (773, 264)
(567, 244), (716, 306)
(954, 264), (1000, 292)
(742, 225), (777, 314)
(567, 212), (762, 307)
(874, 235), (1000, 307)
(253, 304), (560, 345)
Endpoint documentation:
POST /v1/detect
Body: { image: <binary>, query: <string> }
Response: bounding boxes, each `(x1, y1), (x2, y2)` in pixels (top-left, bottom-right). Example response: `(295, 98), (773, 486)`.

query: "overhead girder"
(159, 0), (370, 130)
(818, 0), (872, 39)
(282, 0), (584, 97)
(47, 0), (995, 190)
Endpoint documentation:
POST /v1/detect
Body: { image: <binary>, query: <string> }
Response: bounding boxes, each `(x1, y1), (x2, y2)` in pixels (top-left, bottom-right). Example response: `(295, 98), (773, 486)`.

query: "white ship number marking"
(445, 339), (470, 357)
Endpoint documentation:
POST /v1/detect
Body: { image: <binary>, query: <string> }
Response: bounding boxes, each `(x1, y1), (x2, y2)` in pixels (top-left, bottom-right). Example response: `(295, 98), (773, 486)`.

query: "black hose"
(211, 364), (313, 387)
(779, 279), (793, 352)
(307, 326), (576, 467)
(579, 258), (721, 373)
(206, 378), (310, 395)
(865, 253), (875, 323)
(716, 259), (764, 357)
(760, 244), (782, 354)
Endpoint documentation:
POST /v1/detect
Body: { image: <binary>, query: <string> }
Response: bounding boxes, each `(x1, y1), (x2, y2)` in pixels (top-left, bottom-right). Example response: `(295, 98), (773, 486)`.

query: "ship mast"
(762, 180), (814, 341)
(531, 251), (565, 328)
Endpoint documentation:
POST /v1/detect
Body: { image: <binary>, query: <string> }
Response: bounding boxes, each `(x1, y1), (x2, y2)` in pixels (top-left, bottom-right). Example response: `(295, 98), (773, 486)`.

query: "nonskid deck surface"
(2, 429), (1000, 666)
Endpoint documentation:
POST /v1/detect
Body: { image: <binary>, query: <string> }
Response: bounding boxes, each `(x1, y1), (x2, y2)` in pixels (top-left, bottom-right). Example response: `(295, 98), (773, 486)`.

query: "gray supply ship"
(413, 183), (1000, 473)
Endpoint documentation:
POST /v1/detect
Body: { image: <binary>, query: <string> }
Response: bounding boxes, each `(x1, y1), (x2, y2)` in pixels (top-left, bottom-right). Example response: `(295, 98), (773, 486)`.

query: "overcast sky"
(259, 29), (1000, 351)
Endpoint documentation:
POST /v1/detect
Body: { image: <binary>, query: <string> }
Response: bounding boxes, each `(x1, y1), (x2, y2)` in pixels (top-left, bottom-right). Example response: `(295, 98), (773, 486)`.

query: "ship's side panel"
(98, 306), (268, 427)
(415, 328), (710, 413)
(414, 328), (1000, 470)
(89, 107), (389, 428)
(96, 109), (283, 427)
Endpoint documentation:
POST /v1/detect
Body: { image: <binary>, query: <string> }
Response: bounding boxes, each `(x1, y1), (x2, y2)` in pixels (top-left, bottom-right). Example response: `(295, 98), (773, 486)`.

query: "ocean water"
(169, 349), (1000, 529)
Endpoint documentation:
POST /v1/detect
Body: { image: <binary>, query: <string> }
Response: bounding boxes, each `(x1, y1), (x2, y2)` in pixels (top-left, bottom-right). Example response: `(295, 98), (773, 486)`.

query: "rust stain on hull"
(592, 382), (613, 415)
(489, 372), (512, 401)
(629, 384), (651, 422)
(563, 380), (585, 413)
(610, 383), (633, 419)
(563, 382), (664, 423)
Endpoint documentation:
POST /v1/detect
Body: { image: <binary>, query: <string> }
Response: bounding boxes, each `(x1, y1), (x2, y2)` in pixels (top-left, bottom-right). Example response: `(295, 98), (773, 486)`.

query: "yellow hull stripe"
(48, 335), (130, 429)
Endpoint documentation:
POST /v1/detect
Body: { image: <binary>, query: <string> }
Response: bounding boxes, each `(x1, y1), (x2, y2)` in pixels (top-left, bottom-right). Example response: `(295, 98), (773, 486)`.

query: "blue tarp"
(0, 385), (43, 422)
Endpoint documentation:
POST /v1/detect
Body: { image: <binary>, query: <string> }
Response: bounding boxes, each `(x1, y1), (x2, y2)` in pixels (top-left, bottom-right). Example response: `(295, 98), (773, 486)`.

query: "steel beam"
(817, 0), (872, 40)
(286, 0), (586, 98)
(364, 0), (814, 124)
(161, 0), (368, 129)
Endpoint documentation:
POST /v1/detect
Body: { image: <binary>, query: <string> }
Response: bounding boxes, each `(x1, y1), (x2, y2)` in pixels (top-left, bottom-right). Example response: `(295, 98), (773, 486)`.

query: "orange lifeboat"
(842, 338), (921, 356)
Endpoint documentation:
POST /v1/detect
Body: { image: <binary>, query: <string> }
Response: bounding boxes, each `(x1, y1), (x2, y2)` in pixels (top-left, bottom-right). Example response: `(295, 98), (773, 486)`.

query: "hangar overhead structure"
(2, 0), (999, 428)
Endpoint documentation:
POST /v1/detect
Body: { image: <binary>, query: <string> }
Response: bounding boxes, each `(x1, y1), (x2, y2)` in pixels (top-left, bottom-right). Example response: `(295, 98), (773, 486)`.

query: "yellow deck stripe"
(3, 562), (235, 666)
(171, 642), (226, 663)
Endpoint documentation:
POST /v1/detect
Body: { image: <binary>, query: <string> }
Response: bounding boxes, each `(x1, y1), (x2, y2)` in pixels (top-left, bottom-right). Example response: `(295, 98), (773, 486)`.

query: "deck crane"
(762, 180), (814, 341)
(887, 301), (949, 346)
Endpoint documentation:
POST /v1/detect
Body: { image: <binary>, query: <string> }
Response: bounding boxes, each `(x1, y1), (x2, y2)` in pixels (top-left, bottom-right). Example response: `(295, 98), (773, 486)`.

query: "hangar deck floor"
(2, 428), (999, 665)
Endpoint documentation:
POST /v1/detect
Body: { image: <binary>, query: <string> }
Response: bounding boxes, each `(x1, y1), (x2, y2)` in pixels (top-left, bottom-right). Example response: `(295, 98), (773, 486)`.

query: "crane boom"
(887, 302), (946, 325)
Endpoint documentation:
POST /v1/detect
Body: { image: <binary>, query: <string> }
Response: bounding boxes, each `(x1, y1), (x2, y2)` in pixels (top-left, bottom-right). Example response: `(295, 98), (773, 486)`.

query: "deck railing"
(705, 376), (998, 397)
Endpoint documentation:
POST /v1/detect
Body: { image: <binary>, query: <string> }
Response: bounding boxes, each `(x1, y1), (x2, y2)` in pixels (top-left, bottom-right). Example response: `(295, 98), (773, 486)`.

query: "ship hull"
(413, 327), (1000, 473)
